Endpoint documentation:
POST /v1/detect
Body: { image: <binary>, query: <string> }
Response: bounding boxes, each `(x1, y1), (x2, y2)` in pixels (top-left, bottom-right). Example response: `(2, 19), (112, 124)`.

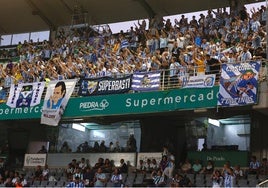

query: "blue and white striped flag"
(218, 61), (261, 106)
(120, 39), (129, 49)
(131, 71), (161, 91)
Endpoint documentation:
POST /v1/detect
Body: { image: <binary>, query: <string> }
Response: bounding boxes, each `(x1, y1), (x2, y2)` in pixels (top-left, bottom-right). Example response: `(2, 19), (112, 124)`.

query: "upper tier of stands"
(0, 5), (267, 90)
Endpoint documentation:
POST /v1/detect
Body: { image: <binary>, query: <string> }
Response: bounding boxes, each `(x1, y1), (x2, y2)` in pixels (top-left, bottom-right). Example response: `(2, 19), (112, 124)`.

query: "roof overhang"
(0, 0), (265, 35)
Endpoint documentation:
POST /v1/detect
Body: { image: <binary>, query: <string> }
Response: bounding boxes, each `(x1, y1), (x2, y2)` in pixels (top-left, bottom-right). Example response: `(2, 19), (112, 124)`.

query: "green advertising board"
(0, 86), (219, 120)
(65, 86), (219, 117)
(0, 101), (43, 119)
(188, 151), (249, 167)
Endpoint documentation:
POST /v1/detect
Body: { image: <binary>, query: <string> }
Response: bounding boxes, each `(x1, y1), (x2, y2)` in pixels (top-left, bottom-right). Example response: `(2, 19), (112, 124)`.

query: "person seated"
(83, 167), (94, 187)
(99, 141), (107, 152)
(114, 141), (121, 152)
(81, 141), (91, 153)
(37, 145), (47, 153)
(248, 155), (260, 175)
(41, 164), (49, 181)
(94, 168), (107, 187)
(60, 141), (71, 153)
(72, 167), (83, 181)
(260, 158), (268, 175)
(66, 163), (75, 181)
(118, 159), (128, 173)
(78, 158), (88, 170)
(180, 158), (192, 174)
(66, 175), (85, 187)
(102, 158), (113, 173)
(135, 159), (146, 173)
(93, 158), (104, 170)
(145, 159), (153, 173)
(200, 160), (214, 174)
(110, 168), (123, 187)
(93, 141), (100, 152)
(234, 164), (244, 180)
(170, 173), (192, 187)
(150, 159), (159, 172)
(212, 170), (224, 187)
(151, 170), (166, 187)
(192, 159), (202, 174)
(33, 165), (43, 181)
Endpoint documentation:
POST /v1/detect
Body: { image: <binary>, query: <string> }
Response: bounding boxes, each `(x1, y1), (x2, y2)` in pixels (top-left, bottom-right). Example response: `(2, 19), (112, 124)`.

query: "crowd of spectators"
(0, 5), (268, 97)
(57, 134), (137, 154)
(0, 4), (268, 187)
(0, 147), (268, 187)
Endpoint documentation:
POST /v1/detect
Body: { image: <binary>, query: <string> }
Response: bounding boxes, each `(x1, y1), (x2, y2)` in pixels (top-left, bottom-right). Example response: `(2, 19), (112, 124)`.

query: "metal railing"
(257, 179), (268, 187)
(0, 60), (267, 101)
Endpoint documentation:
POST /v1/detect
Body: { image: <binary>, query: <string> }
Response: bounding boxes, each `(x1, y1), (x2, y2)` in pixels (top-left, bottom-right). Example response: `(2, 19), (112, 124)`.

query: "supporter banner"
(78, 76), (132, 96)
(218, 61), (261, 106)
(24, 154), (47, 167)
(182, 74), (215, 88)
(41, 79), (77, 126)
(6, 82), (45, 108)
(0, 88), (7, 103)
(131, 71), (161, 91)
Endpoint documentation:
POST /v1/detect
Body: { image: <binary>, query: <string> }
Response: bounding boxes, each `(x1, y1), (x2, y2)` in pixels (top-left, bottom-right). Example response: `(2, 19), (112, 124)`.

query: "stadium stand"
(0, 1), (268, 188)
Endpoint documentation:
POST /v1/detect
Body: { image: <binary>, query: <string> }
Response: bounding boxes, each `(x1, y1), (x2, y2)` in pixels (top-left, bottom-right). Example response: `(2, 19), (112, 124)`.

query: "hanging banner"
(6, 82), (45, 108)
(218, 61), (261, 106)
(78, 76), (132, 96)
(131, 71), (161, 91)
(41, 79), (77, 126)
(182, 74), (215, 88)
(0, 88), (7, 104)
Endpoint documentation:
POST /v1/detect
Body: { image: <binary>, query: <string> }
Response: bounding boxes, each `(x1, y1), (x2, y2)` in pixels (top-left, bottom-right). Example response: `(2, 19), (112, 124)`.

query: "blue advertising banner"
(78, 76), (132, 96)
(218, 61), (261, 106)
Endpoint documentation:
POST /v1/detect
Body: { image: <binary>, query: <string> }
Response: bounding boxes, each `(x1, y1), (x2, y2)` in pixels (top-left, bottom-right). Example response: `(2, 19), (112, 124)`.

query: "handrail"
(257, 179), (268, 187)
(0, 60), (267, 102)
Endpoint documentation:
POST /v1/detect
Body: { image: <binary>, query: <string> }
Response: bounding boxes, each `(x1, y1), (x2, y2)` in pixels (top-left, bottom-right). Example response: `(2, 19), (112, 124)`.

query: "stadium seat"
(248, 179), (259, 187)
(32, 180), (40, 187)
(106, 181), (114, 187)
(247, 174), (257, 180)
(124, 173), (136, 187)
(121, 173), (128, 183)
(258, 174), (268, 182)
(47, 181), (57, 187)
(133, 173), (144, 185)
(237, 179), (248, 187)
(40, 180), (48, 187)
(56, 180), (66, 187)
(186, 173), (195, 183)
